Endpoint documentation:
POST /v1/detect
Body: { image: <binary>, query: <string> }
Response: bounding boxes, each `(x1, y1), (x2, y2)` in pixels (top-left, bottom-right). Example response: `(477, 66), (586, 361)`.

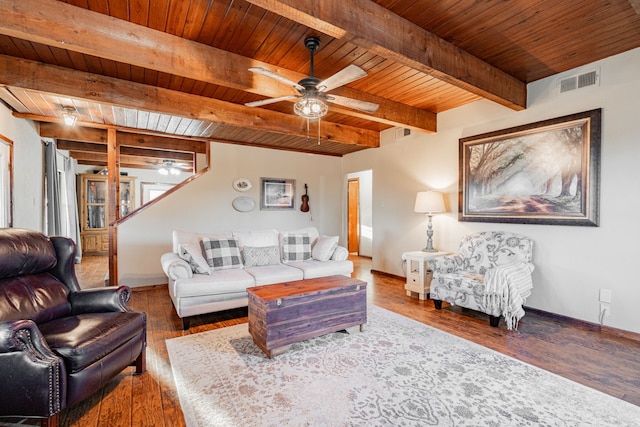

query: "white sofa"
(160, 226), (353, 328)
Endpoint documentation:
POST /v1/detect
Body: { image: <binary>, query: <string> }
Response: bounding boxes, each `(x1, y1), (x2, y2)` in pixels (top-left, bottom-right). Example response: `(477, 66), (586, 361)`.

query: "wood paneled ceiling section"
(0, 0), (639, 158)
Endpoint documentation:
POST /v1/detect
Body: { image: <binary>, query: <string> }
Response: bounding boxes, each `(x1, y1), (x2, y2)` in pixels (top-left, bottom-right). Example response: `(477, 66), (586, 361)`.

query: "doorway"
(347, 178), (360, 254)
(346, 169), (372, 258)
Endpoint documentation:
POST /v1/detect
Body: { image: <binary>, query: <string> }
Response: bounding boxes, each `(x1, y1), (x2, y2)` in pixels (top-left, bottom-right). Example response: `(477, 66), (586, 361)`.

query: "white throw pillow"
(178, 243), (212, 275)
(312, 235), (339, 262)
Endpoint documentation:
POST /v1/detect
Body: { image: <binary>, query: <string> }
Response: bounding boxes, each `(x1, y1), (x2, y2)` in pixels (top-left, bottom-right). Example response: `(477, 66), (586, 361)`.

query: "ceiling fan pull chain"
(306, 117), (311, 143)
(317, 118), (321, 145)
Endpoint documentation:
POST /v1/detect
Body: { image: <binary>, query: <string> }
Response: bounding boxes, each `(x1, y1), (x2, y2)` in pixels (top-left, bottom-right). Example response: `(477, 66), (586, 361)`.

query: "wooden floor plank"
(4, 254), (638, 426)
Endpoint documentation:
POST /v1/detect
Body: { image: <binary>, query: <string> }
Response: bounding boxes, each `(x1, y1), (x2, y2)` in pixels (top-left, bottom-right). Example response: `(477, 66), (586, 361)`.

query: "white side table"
(402, 250), (450, 300)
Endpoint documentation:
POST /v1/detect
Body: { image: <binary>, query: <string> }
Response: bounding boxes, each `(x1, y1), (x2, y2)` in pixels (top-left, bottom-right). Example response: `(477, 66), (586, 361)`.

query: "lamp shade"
(414, 191), (445, 214)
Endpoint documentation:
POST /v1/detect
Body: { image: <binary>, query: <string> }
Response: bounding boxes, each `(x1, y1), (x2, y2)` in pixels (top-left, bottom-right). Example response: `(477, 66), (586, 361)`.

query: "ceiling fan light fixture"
(159, 160), (180, 176)
(62, 106), (77, 126)
(294, 95), (328, 119)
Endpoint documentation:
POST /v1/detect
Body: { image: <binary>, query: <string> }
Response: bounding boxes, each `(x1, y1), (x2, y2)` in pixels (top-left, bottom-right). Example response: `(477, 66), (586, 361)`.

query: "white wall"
(0, 104), (44, 231)
(117, 142), (344, 286)
(343, 47), (640, 333)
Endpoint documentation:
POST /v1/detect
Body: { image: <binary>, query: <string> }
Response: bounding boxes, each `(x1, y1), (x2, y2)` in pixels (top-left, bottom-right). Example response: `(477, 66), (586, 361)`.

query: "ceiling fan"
(245, 37), (379, 119)
(157, 159), (189, 176)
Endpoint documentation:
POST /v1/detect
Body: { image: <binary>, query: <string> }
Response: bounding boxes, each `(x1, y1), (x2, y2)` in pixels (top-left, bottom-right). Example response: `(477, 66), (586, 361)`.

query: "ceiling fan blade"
(248, 67), (304, 91)
(317, 64), (367, 92)
(245, 95), (299, 108)
(327, 94), (379, 113)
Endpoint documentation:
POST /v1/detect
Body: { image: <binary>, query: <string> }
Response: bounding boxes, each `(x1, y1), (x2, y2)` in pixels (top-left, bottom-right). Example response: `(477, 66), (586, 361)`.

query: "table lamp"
(414, 191), (445, 252)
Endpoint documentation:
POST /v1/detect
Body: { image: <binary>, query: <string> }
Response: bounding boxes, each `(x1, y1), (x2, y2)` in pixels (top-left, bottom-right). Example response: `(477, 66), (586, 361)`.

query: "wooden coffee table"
(247, 275), (367, 358)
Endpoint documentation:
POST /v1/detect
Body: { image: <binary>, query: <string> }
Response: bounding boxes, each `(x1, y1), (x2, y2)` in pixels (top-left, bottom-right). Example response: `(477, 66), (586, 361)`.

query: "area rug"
(166, 306), (640, 426)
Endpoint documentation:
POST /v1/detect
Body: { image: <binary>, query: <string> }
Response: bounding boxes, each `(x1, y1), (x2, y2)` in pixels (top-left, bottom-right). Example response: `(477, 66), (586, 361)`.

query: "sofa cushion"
(171, 269), (255, 298)
(39, 311), (145, 373)
(233, 229), (280, 249)
(200, 238), (243, 270)
(178, 243), (211, 274)
(172, 230), (233, 253)
(312, 235), (339, 262)
(244, 264), (304, 286)
(281, 233), (312, 262)
(242, 246), (280, 267)
(287, 259), (354, 279)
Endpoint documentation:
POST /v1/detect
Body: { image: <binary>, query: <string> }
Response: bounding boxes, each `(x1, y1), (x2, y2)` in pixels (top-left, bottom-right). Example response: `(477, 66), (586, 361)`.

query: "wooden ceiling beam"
(246, 0), (527, 111)
(0, 55), (378, 147)
(0, 0), (434, 133)
(70, 151), (191, 170)
(74, 156), (159, 171)
(39, 122), (208, 153)
(57, 139), (194, 161)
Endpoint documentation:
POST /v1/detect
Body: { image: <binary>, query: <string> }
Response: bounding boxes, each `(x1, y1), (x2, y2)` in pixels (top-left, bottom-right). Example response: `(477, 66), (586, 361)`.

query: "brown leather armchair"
(0, 228), (146, 427)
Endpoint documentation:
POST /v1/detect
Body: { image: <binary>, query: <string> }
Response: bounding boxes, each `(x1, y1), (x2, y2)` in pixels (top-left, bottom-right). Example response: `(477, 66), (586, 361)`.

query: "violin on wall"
(300, 184), (310, 212)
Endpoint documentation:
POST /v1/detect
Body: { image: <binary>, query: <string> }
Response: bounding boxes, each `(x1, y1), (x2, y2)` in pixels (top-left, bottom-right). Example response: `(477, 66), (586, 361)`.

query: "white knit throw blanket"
(483, 262), (535, 330)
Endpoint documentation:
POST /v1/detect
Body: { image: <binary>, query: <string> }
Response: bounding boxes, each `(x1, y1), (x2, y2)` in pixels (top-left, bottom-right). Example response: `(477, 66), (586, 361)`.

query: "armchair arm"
(161, 252), (193, 281)
(429, 255), (465, 274)
(69, 286), (132, 314)
(331, 245), (349, 261)
(0, 320), (66, 418)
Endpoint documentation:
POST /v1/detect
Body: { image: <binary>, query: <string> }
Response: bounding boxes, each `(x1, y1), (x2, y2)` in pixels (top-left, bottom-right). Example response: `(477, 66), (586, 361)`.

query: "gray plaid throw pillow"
(200, 237), (243, 270)
(282, 233), (312, 262)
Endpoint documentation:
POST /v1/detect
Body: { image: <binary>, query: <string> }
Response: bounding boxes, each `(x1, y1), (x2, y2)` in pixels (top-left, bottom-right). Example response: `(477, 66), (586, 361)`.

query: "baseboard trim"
(370, 269), (404, 281)
(130, 283), (167, 292)
(525, 306), (640, 343)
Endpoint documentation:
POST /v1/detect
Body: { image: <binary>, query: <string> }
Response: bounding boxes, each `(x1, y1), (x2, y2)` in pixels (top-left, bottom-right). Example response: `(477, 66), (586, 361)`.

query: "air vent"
(395, 128), (411, 139)
(578, 70), (598, 88)
(560, 77), (578, 93)
(559, 69), (599, 94)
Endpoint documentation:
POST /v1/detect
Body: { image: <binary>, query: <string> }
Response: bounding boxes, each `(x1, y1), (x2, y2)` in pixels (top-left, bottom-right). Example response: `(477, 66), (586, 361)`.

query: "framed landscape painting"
(260, 177), (295, 210)
(459, 109), (601, 226)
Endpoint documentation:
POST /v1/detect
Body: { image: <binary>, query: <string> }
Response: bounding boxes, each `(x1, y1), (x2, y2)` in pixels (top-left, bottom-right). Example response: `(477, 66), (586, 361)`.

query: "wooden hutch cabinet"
(79, 174), (135, 254)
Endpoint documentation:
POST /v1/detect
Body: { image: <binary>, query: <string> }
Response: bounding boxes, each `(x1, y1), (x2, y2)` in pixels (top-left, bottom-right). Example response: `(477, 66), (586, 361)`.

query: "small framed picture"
(260, 178), (295, 210)
(232, 178), (252, 192)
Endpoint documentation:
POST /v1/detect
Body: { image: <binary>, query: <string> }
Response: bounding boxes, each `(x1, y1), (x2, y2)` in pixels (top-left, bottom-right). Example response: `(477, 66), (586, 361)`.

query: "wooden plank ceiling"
(0, 0), (639, 161)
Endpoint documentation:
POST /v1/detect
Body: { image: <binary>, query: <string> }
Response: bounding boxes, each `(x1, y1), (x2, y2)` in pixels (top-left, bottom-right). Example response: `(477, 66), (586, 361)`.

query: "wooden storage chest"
(247, 275), (367, 358)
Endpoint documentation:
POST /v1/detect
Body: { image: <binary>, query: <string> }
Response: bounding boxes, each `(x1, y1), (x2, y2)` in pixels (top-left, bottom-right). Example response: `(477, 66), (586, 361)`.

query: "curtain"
(44, 140), (62, 236)
(65, 156), (82, 263)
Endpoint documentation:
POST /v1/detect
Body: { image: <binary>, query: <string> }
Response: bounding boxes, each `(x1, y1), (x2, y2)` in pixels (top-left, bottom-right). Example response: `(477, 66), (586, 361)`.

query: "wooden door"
(347, 178), (360, 253)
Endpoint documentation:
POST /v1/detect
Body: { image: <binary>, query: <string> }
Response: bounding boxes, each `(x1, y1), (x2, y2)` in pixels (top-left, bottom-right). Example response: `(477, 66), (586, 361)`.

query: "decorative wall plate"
(232, 196), (255, 212)
(232, 178), (252, 192)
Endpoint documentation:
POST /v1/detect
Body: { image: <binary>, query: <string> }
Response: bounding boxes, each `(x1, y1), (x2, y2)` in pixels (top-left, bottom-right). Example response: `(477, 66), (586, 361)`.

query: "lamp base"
(422, 214), (438, 253)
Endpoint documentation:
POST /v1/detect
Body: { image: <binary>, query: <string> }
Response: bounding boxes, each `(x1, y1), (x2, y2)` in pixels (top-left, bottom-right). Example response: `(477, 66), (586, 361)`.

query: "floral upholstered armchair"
(429, 231), (534, 330)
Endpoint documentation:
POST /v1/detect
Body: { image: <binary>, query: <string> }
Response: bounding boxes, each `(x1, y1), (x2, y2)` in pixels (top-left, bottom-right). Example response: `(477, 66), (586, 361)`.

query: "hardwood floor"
(5, 255), (640, 426)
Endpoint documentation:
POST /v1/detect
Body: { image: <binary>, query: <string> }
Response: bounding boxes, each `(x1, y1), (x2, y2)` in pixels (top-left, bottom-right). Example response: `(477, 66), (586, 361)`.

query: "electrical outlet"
(600, 303), (611, 317)
(599, 289), (612, 303)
